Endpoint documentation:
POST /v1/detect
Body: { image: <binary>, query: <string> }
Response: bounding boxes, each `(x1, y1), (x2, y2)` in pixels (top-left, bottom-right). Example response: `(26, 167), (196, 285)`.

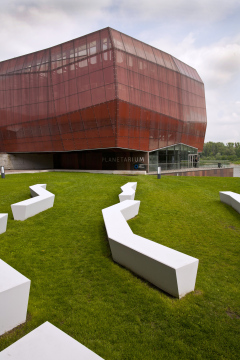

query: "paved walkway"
(3, 165), (239, 176)
(4, 169), (146, 175)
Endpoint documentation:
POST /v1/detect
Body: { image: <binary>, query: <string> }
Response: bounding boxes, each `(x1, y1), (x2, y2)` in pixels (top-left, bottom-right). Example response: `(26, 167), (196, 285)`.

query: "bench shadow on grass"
(0, 313), (32, 341)
(100, 224), (199, 301)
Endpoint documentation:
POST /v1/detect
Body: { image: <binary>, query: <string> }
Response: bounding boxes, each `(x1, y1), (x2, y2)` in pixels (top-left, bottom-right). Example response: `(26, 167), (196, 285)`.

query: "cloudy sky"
(1, 0), (239, 144)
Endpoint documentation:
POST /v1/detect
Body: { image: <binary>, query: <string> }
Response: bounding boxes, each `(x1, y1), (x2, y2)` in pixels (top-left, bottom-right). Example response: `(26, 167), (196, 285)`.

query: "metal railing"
(198, 160), (231, 168)
(148, 160), (231, 172)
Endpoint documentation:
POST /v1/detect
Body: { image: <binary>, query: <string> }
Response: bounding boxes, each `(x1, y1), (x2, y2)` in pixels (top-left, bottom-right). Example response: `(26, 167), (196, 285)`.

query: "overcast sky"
(1, 0), (239, 144)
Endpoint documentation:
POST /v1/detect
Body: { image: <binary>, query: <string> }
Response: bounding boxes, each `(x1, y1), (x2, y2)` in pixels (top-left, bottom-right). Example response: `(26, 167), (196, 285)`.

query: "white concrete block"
(0, 259), (30, 336)
(102, 201), (140, 243)
(0, 214), (8, 234)
(119, 182), (137, 202)
(11, 184), (55, 221)
(219, 191), (240, 214)
(102, 200), (199, 298)
(29, 183), (47, 197)
(110, 233), (198, 298)
(219, 191), (234, 206)
(231, 193), (240, 213)
(0, 322), (104, 360)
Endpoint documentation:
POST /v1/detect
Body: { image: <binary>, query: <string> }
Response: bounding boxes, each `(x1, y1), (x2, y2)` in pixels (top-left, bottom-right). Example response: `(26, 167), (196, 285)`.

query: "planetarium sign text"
(102, 156), (145, 163)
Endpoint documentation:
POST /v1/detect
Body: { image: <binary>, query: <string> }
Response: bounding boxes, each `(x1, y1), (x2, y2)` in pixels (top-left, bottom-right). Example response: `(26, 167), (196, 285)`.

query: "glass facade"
(0, 27), (207, 171)
(149, 144), (198, 172)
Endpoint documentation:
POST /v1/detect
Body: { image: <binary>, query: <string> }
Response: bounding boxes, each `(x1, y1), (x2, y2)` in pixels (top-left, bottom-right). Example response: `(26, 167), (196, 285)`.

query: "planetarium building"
(0, 27), (207, 172)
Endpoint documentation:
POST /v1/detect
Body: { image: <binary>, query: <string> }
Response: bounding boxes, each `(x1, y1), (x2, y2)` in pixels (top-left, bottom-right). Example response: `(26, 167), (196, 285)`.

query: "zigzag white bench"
(119, 182), (137, 202)
(0, 214), (8, 234)
(0, 321), (104, 359)
(219, 191), (240, 214)
(102, 199), (199, 298)
(0, 259), (31, 336)
(11, 184), (55, 221)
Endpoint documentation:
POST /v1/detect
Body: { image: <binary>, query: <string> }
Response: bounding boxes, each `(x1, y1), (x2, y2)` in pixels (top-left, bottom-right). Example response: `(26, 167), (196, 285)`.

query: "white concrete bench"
(11, 184), (55, 221)
(219, 191), (240, 214)
(0, 259), (30, 336)
(0, 214), (8, 234)
(0, 321), (104, 359)
(119, 182), (137, 202)
(102, 200), (199, 298)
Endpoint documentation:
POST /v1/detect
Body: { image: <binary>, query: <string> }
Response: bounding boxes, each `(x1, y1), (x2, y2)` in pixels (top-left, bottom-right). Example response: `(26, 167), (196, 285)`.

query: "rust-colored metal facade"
(0, 27), (207, 169)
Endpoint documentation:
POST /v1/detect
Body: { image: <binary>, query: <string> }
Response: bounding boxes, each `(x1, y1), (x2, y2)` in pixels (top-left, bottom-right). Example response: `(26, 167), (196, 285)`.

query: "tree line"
(201, 142), (240, 161)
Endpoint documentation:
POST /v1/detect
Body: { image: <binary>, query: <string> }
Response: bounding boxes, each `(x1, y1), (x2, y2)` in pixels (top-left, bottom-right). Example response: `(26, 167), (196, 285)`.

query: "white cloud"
(118, 0), (240, 22)
(187, 39), (240, 89)
(0, 0), (113, 60)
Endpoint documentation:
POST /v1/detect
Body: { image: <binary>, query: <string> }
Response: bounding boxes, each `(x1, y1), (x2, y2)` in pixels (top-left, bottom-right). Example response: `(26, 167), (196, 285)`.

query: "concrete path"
(3, 166), (240, 176)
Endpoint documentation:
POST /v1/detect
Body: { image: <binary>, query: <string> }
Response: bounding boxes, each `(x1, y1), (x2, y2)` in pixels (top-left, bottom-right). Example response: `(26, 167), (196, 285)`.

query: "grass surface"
(0, 173), (239, 359)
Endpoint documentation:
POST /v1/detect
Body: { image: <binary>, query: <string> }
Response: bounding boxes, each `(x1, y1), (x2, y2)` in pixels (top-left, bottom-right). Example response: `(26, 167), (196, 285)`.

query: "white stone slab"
(0, 259), (30, 336)
(119, 182), (137, 202)
(231, 193), (240, 213)
(219, 191), (234, 206)
(0, 321), (104, 359)
(219, 191), (240, 213)
(29, 183), (47, 197)
(102, 200), (139, 243)
(102, 200), (199, 298)
(11, 184), (55, 221)
(0, 214), (8, 234)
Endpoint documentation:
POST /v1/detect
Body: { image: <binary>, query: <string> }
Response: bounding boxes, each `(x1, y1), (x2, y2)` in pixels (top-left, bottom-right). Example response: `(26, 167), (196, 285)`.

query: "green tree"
(201, 141), (240, 161)
(235, 142), (240, 157)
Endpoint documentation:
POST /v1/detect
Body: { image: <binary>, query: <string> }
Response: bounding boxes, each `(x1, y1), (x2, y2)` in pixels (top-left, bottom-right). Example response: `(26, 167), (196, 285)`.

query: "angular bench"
(0, 214), (8, 234)
(0, 321), (104, 359)
(119, 182), (137, 202)
(11, 184), (55, 221)
(102, 200), (199, 298)
(219, 191), (240, 214)
(0, 259), (31, 336)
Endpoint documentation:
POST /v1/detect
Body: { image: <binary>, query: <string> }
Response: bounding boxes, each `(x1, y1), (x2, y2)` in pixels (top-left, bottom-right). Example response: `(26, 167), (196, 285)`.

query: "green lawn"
(0, 173), (239, 359)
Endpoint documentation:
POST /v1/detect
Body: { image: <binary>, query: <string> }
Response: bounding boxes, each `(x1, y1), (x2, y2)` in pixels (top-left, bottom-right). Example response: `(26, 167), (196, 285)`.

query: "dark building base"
(53, 149), (148, 171)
